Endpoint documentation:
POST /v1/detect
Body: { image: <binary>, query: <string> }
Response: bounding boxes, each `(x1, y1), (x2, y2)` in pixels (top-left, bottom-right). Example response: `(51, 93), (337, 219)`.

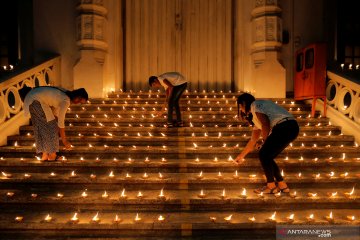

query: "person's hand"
(63, 141), (72, 150)
(233, 155), (245, 164)
(255, 139), (264, 150)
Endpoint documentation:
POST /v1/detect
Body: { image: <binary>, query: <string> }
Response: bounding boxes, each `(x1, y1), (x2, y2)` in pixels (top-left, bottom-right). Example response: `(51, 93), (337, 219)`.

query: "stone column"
(73, 0), (108, 98)
(251, 0), (286, 98)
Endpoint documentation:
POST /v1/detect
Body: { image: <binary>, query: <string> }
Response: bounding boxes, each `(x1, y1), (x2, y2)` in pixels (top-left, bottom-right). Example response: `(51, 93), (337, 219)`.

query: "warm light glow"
(224, 214), (232, 222)
(240, 188), (247, 198)
(120, 189), (127, 199)
(44, 214), (52, 222)
(134, 213), (141, 222)
(102, 191), (109, 198)
(71, 213), (79, 222)
(158, 215), (165, 222)
(92, 212), (100, 223)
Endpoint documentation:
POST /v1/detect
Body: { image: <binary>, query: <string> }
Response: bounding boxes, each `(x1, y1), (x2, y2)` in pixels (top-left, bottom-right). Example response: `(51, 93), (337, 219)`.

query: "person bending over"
(23, 86), (88, 161)
(235, 93), (299, 194)
(149, 72), (188, 127)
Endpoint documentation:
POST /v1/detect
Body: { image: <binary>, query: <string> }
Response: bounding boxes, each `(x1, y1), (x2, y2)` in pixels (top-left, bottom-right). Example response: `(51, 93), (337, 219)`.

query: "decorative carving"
(255, 0), (265, 7)
(265, 17), (275, 41)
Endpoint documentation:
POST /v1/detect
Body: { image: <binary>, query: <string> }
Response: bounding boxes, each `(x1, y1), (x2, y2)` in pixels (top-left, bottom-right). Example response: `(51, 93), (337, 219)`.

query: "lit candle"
(92, 212), (100, 223)
(327, 192), (337, 198)
(81, 190), (88, 198)
(217, 171), (223, 179)
(340, 172), (348, 178)
(158, 215), (165, 222)
(347, 215), (355, 222)
(233, 170), (239, 179)
(305, 214), (314, 222)
(327, 171), (335, 178)
(102, 191), (109, 199)
(308, 192), (317, 198)
(267, 212), (276, 222)
(57, 193), (64, 199)
(344, 187), (355, 198)
(224, 214), (232, 222)
(31, 193), (37, 198)
(248, 216), (256, 222)
(44, 214), (52, 222)
(90, 174), (97, 179)
(249, 174), (257, 179)
(15, 216), (23, 222)
(137, 191), (143, 199)
(113, 214), (121, 223)
(109, 171), (115, 178)
(134, 213), (141, 222)
(120, 189), (127, 199)
(198, 189), (206, 198)
(257, 192), (264, 198)
(286, 213), (295, 223)
(24, 173), (31, 179)
(325, 211), (334, 223)
(209, 217), (217, 222)
(220, 189), (226, 199)
(158, 188), (166, 200)
(7, 192), (14, 197)
(240, 188), (247, 199)
(341, 63), (344, 69)
(70, 171), (77, 178)
(290, 191), (297, 198)
(71, 213), (79, 223)
(142, 172), (149, 179)
(197, 171), (203, 180)
(1, 172), (12, 178)
(125, 173), (131, 179)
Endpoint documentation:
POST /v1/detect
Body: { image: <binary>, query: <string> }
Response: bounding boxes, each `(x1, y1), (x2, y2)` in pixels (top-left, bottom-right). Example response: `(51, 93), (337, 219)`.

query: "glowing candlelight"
(92, 212), (100, 223)
(6, 192), (14, 197)
(308, 192), (317, 198)
(109, 171), (115, 178)
(158, 172), (164, 179)
(90, 174), (96, 179)
(224, 214), (232, 222)
(24, 173), (31, 179)
(268, 212), (276, 222)
(340, 172), (348, 178)
(31, 193), (37, 198)
(71, 213), (79, 223)
(142, 172), (149, 179)
(297, 172), (302, 178)
(120, 189), (127, 199)
(345, 187), (355, 198)
(233, 170), (239, 179)
(144, 157), (150, 163)
(313, 173), (320, 179)
(347, 215), (355, 221)
(113, 214), (121, 223)
(137, 191), (143, 199)
(341, 63), (344, 69)
(240, 188), (247, 199)
(274, 191), (281, 198)
(220, 189), (226, 199)
(249, 174), (257, 179)
(198, 189), (206, 198)
(14, 141), (18, 147)
(286, 213), (295, 223)
(1, 172), (11, 178)
(57, 193), (64, 198)
(327, 192), (337, 198)
(81, 190), (88, 198)
(327, 171), (335, 178)
(257, 192), (264, 198)
(290, 191), (297, 198)
(15, 216), (23, 222)
(325, 211), (334, 223)
(44, 214), (52, 222)
(102, 191), (109, 198)
(217, 171), (223, 179)
(248, 216), (256, 222)
(158, 188), (166, 200)
(197, 171), (203, 180)
(155, 215), (165, 223)
(70, 171), (77, 178)
(125, 173), (131, 179)
(161, 158), (167, 162)
(134, 213), (141, 222)
(210, 217), (217, 222)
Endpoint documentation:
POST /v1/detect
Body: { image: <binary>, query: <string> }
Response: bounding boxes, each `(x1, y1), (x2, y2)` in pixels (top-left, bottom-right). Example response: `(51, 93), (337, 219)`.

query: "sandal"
(254, 185), (279, 194)
(164, 123), (175, 128)
(43, 154), (60, 162)
(278, 187), (290, 193)
(176, 121), (184, 127)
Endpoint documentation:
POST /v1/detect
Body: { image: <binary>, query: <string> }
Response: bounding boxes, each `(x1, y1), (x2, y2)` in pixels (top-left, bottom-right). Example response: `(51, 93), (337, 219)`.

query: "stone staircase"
(0, 91), (359, 239)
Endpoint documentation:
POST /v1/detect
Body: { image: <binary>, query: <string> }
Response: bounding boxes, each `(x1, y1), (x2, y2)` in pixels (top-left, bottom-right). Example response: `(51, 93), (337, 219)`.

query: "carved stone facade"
(251, 0), (286, 98)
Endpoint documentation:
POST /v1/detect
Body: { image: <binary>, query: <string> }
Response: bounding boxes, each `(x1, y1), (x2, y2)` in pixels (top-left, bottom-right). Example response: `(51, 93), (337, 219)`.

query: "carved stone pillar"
(73, 0), (108, 98)
(251, 0), (286, 98)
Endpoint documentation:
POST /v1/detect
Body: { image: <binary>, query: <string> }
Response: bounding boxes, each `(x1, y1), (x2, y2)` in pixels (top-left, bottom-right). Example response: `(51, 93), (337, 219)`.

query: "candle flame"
(224, 214), (232, 221)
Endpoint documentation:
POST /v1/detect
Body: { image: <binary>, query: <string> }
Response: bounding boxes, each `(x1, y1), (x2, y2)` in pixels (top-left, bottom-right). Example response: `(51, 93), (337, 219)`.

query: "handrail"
(326, 70), (360, 124)
(0, 56), (61, 125)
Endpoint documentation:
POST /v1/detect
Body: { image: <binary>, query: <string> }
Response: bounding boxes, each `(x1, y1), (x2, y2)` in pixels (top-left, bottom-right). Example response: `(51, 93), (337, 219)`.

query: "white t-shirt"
(23, 87), (70, 128)
(157, 72), (187, 90)
(250, 100), (294, 130)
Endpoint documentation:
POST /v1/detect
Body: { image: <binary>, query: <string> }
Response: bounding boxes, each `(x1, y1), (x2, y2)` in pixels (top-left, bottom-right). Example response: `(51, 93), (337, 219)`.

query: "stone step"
(7, 135), (355, 148)
(0, 209), (357, 240)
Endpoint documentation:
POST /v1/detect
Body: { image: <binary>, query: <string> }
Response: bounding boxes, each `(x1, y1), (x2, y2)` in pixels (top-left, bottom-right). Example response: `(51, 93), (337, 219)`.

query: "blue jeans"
(168, 82), (187, 123)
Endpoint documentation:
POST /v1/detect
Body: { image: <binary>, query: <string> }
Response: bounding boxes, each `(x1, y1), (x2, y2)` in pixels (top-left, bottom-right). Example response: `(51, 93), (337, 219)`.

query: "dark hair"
(66, 88), (88, 101)
(148, 76), (158, 86)
(237, 93), (255, 126)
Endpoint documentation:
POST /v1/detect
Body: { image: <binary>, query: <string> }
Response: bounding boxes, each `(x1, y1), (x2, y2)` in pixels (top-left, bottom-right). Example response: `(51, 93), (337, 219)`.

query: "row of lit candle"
(13, 212), (357, 224)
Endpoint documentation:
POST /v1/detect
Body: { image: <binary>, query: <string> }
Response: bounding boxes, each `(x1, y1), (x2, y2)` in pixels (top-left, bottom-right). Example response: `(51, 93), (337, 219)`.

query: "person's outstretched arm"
(234, 128), (261, 163)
